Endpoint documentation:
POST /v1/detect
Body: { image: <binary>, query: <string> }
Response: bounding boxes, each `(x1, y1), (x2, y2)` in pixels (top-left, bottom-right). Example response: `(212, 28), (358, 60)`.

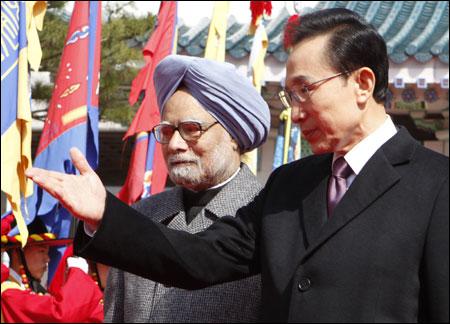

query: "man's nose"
(291, 104), (307, 124)
(167, 130), (189, 152)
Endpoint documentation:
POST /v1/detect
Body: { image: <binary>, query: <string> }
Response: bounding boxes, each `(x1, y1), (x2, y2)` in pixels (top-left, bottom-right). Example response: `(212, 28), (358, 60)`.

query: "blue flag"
(13, 1), (102, 282)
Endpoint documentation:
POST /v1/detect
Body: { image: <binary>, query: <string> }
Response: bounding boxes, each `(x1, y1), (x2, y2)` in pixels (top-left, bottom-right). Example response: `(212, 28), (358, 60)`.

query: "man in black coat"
(26, 8), (448, 323)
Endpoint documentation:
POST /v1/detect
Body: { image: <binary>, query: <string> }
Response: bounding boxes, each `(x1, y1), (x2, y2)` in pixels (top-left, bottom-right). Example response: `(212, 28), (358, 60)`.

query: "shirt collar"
(186, 166), (241, 193)
(208, 167), (241, 190)
(334, 115), (397, 175)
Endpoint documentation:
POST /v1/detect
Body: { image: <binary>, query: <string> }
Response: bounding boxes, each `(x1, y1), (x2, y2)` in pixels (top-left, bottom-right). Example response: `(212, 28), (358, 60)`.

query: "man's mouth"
(170, 160), (196, 166)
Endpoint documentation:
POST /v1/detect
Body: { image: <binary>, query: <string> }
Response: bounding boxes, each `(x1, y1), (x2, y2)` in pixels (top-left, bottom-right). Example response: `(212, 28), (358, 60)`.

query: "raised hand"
(25, 147), (106, 227)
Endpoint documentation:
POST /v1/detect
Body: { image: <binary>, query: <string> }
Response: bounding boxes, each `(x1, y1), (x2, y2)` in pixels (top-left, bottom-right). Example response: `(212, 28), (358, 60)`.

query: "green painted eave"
(172, 1), (448, 64)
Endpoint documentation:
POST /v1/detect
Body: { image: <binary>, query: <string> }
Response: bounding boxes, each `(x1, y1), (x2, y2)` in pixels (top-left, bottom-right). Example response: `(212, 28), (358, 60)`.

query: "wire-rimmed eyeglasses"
(279, 71), (351, 108)
(152, 120), (219, 144)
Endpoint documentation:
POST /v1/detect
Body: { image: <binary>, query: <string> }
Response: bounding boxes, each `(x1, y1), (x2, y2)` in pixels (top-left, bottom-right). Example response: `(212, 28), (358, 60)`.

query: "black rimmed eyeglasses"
(152, 120), (219, 144)
(279, 71), (351, 108)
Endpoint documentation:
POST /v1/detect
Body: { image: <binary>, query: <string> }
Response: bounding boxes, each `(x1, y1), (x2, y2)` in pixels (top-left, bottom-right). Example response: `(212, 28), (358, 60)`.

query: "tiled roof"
(174, 1), (449, 64)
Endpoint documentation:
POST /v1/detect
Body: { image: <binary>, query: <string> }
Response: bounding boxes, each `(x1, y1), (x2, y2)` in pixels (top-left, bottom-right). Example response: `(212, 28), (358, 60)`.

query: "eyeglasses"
(152, 120), (219, 144)
(279, 71), (350, 108)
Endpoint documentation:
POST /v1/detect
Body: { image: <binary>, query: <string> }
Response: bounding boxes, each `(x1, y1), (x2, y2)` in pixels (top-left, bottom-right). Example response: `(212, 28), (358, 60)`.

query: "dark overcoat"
(76, 128), (449, 322)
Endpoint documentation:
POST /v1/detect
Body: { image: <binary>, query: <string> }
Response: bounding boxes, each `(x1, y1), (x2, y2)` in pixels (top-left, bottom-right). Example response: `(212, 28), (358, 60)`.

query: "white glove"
(66, 257), (89, 274)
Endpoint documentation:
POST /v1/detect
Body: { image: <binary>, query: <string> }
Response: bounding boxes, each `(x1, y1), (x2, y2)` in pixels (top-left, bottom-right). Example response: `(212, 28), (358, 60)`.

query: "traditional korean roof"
(174, 1), (449, 64)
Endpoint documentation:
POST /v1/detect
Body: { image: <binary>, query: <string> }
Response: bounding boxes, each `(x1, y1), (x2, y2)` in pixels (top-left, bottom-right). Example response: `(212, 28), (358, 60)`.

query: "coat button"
(298, 278), (311, 292)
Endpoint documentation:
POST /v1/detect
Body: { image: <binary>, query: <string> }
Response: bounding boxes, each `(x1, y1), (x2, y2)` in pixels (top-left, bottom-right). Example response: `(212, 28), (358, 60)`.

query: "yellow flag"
(248, 23), (268, 92)
(204, 1), (229, 61)
(242, 22), (269, 175)
(26, 1), (46, 71)
(1, 1), (46, 247)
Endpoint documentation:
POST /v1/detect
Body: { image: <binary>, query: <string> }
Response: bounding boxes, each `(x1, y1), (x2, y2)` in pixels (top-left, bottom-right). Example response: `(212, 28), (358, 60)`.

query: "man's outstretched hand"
(25, 147), (106, 228)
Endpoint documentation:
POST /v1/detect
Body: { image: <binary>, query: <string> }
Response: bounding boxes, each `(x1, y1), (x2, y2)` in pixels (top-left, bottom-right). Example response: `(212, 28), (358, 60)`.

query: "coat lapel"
(150, 186), (185, 224)
(300, 164), (330, 247)
(270, 155), (331, 291)
(300, 127), (416, 263)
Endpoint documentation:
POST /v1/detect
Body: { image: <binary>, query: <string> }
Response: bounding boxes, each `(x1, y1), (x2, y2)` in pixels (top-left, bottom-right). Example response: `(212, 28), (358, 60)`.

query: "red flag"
(125, 1), (178, 137)
(117, 132), (151, 205)
(48, 245), (74, 295)
(118, 2), (177, 204)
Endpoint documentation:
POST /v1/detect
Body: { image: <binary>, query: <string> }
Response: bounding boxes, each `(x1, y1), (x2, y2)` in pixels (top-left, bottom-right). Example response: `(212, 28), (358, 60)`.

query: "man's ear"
(354, 67), (375, 106)
(228, 134), (240, 152)
(232, 139), (240, 153)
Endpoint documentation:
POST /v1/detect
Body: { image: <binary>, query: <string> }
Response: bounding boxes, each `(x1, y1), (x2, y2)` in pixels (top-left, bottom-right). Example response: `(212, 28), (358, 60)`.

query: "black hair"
(284, 8), (389, 104)
(27, 217), (48, 235)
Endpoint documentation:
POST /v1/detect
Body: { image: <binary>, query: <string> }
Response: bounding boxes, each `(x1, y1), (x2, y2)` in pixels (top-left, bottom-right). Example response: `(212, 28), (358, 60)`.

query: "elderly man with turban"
(45, 55), (269, 322)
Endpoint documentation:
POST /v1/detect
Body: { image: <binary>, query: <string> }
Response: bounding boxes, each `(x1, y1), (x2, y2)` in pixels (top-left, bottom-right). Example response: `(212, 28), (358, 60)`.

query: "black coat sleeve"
(74, 183), (269, 290)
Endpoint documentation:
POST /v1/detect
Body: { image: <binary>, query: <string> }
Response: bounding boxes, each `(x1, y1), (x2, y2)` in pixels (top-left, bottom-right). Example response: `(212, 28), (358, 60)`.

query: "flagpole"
(69, 216), (79, 239)
(280, 108), (291, 164)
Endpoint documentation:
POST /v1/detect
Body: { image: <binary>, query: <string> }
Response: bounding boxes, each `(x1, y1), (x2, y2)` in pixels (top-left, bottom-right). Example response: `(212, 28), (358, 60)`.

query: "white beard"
(168, 145), (231, 189)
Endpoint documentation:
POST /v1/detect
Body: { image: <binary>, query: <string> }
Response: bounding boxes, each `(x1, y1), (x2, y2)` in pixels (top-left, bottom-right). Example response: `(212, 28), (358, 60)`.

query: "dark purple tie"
(327, 157), (353, 217)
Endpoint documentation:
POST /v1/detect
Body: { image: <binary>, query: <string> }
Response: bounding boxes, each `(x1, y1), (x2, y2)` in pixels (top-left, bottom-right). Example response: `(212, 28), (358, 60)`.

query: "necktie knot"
(332, 157), (353, 179)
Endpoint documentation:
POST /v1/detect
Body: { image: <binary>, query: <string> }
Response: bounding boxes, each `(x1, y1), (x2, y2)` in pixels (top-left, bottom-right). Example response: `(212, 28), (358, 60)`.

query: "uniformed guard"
(1, 214), (104, 323)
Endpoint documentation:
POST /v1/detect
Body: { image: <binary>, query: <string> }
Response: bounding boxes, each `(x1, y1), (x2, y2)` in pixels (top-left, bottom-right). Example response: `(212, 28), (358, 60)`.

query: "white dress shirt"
(334, 115), (398, 188)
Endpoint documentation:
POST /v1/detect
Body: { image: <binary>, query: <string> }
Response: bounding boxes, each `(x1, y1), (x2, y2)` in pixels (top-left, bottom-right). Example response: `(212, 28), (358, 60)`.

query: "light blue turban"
(153, 55), (271, 152)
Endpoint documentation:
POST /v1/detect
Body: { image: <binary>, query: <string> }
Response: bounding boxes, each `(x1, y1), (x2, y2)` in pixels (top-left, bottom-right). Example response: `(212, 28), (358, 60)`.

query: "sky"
(132, 1), (318, 26)
(65, 1), (319, 25)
